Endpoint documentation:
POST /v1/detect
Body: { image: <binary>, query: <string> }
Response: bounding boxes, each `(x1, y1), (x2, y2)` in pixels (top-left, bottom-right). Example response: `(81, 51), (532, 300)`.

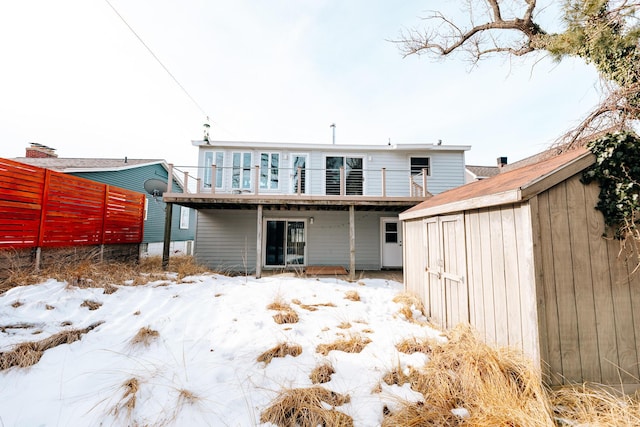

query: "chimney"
(26, 143), (58, 158)
(497, 156), (508, 168)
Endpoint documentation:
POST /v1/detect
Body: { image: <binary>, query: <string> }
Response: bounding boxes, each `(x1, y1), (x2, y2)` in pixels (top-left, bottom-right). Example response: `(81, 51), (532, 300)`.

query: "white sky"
(0, 0), (602, 167)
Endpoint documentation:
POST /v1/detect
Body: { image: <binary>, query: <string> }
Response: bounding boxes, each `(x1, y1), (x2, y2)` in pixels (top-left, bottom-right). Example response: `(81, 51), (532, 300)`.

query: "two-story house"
(162, 140), (469, 278)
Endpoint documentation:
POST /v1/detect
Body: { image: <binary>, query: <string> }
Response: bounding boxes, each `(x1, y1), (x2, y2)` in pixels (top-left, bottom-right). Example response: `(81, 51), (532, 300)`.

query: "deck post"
(254, 165), (260, 195)
(183, 171), (189, 193)
(422, 168), (428, 196)
(256, 205), (263, 279)
(381, 168), (386, 197)
(297, 167), (302, 195)
(349, 205), (355, 281)
(211, 165), (216, 194)
(340, 167), (345, 196)
(162, 202), (173, 270)
(166, 164), (173, 193)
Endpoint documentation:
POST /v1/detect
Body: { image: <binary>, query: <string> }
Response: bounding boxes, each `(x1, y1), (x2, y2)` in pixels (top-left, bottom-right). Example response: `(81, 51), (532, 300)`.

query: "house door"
(424, 214), (468, 329)
(265, 220), (306, 267)
(381, 218), (402, 268)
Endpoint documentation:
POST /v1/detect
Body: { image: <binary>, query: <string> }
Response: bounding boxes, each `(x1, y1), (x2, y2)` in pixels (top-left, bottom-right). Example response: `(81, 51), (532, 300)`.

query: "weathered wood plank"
(566, 174), (600, 382)
(536, 190), (563, 383)
(478, 208), (496, 345)
(548, 181), (582, 383)
(500, 206), (524, 350)
(489, 208), (508, 347)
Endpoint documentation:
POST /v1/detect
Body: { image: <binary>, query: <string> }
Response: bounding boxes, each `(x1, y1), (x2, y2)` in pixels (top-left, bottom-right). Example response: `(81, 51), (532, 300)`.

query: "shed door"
(424, 214), (468, 329)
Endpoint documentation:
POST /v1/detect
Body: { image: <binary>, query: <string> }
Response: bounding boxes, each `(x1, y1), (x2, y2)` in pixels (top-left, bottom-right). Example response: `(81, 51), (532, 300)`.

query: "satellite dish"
(143, 178), (168, 198)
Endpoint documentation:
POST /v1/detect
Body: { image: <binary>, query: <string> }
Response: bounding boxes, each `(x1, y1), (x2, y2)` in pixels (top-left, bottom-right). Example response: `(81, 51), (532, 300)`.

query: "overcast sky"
(0, 0), (602, 167)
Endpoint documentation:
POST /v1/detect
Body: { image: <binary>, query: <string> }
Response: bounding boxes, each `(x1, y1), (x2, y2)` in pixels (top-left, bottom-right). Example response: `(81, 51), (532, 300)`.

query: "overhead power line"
(103, 0), (208, 117)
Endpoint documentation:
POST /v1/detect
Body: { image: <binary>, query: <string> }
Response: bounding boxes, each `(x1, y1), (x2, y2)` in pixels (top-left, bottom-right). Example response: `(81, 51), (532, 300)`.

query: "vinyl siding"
(194, 209), (392, 271)
(70, 164), (194, 243)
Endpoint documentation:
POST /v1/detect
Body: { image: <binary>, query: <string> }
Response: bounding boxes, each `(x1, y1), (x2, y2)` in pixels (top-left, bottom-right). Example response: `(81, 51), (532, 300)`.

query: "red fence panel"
(0, 158), (145, 249)
(104, 187), (145, 244)
(0, 158), (45, 248)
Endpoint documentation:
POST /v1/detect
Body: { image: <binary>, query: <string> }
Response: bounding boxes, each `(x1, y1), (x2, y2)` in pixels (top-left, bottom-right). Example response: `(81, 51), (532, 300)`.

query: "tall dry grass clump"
(260, 386), (352, 427)
(550, 383), (640, 426)
(316, 334), (371, 356)
(309, 362), (335, 384)
(382, 324), (553, 427)
(0, 322), (103, 370)
(257, 342), (302, 365)
(0, 255), (212, 295)
(110, 377), (140, 419)
(130, 327), (159, 347)
(392, 292), (427, 324)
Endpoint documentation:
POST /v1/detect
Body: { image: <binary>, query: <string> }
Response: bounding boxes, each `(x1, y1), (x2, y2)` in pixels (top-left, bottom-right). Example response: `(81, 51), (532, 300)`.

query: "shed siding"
(533, 173), (640, 386)
(464, 204), (538, 357)
(403, 220), (426, 303)
(195, 209), (388, 271)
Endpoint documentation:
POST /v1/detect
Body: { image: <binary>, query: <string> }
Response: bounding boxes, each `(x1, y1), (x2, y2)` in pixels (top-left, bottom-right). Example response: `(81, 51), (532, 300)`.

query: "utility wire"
(104, 0), (208, 117)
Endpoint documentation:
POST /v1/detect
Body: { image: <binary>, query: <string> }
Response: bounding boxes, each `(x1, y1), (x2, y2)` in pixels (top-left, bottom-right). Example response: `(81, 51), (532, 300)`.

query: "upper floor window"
(232, 152), (252, 189)
(204, 151), (224, 188)
(260, 153), (279, 190)
(410, 157), (430, 176)
(325, 156), (363, 195)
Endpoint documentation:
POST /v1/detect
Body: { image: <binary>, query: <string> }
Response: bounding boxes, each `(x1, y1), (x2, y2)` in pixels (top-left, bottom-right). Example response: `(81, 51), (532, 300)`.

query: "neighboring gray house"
(464, 157), (506, 183)
(16, 144), (194, 257)
(163, 140), (469, 277)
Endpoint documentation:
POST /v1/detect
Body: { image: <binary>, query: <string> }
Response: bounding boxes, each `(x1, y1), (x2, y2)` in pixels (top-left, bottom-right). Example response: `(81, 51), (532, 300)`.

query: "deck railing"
(167, 165), (429, 198)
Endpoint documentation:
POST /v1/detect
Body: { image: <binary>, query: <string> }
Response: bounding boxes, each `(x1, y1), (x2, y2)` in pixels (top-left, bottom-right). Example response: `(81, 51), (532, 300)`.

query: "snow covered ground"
(0, 273), (443, 426)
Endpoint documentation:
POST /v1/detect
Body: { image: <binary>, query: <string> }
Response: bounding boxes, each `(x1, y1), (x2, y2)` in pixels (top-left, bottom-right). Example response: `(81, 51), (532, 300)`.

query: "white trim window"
(232, 152), (252, 190)
(259, 152), (280, 190)
(204, 151), (224, 189)
(179, 206), (190, 229)
(410, 157), (430, 176)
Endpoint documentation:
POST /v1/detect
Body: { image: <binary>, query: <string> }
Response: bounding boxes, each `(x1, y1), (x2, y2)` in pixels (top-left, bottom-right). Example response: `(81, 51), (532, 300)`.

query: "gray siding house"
(16, 144), (194, 257)
(164, 140), (469, 278)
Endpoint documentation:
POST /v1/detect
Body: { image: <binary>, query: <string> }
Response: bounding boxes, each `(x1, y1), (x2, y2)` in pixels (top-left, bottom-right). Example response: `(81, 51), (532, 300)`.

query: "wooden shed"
(399, 147), (640, 391)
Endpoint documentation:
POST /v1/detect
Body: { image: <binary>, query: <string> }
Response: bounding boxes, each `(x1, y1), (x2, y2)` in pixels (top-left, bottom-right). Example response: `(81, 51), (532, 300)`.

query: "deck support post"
(256, 205), (263, 279)
(349, 205), (355, 281)
(162, 202), (173, 270)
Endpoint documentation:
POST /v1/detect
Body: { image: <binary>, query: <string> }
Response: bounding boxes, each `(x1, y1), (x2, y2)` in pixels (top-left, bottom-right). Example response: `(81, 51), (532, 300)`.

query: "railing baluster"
(381, 168), (386, 198)
(211, 165), (216, 194)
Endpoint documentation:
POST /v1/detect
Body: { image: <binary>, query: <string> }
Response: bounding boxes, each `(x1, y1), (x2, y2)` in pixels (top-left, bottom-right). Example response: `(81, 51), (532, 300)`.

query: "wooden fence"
(0, 158), (145, 249)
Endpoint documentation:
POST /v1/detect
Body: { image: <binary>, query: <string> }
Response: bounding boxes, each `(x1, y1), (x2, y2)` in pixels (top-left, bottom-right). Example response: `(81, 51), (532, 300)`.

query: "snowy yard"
(0, 273), (441, 426)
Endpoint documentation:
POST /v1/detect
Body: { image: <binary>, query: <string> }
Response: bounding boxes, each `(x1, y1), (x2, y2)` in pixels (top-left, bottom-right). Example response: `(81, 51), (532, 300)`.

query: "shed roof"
(400, 147), (593, 220)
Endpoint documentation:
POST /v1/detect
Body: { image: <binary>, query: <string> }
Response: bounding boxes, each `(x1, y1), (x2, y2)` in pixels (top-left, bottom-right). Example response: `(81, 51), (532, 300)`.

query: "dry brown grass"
(337, 321), (352, 329)
(257, 342), (303, 365)
(292, 300), (337, 311)
(0, 255), (212, 295)
(272, 309), (299, 325)
(0, 322), (103, 370)
(309, 362), (335, 384)
(382, 324), (553, 427)
(260, 386), (352, 427)
(344, 290), (360, 302)
(550, 383), (640, 426)
(316, 334), (372, 356)
(130, 327), (159, 347)
(396, 336), (434, 355)
(80, 300), (102, 311)
(110, 377), (139, 419)
(392, 292), (426, 324)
